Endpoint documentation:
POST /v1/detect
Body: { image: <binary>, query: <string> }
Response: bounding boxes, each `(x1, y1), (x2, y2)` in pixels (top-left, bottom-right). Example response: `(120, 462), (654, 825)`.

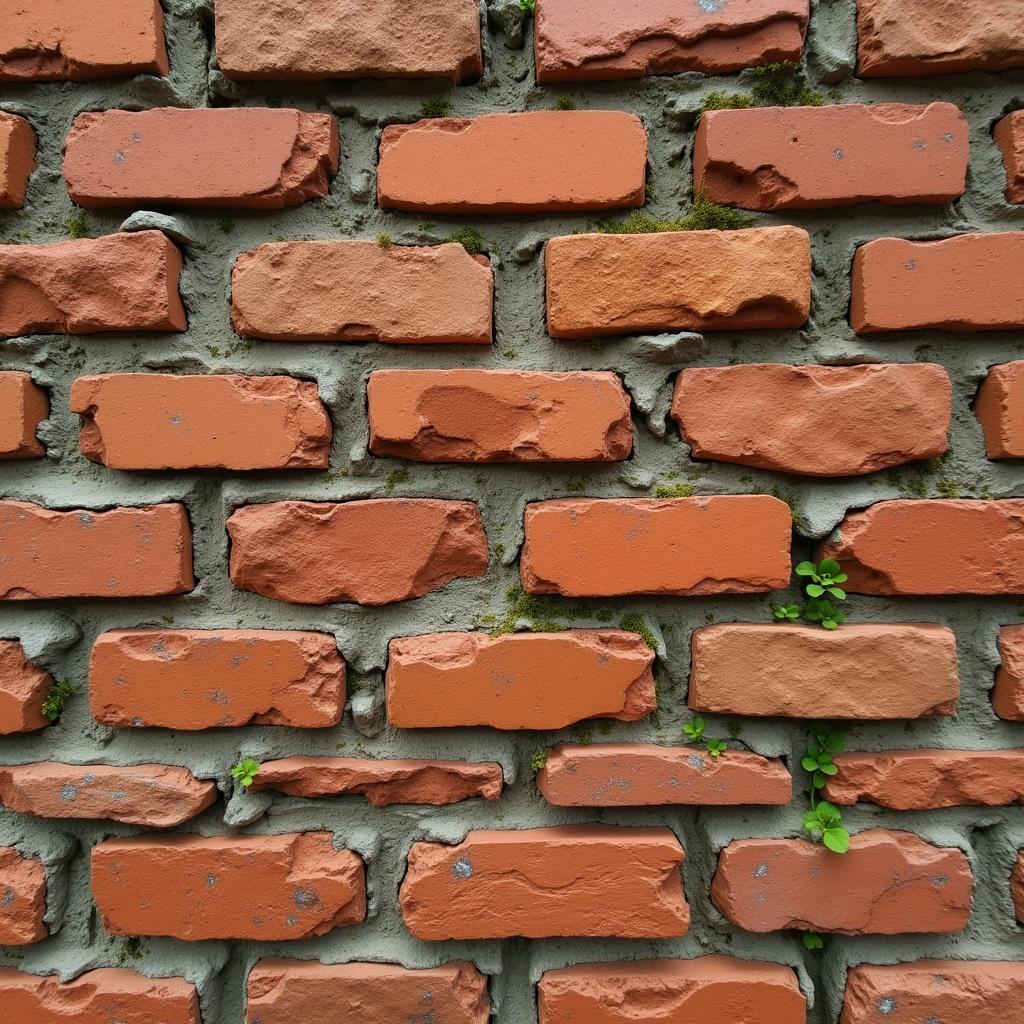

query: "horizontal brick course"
(0, 847), (46, 945)
(0, 640), (52, 735)
(0, 112), (35, 209)
(0, 371), (47, 459)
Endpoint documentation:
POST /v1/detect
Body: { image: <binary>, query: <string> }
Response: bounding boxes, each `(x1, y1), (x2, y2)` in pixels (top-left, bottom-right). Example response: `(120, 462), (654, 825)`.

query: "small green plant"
(802, 727), (850, 854)
(555, 96), (576, 110)
(445, 225), (486, 254)
(772, 558), (849, 630)
(66, 213), (89, 239)
(230, 757), (261, 788)
(377, 232), (393, 248)
(530, 750), (548, 774)
(772, 603), (802, 622)
(420, 96), (454, 119)
(701, 61), (824, 119)
(802, 727), (843, 791)
(598, 193), (756, 235)
(803, 801), (850, 854)
(519, 0), (536, 12)
(41, 680), (75, 721)
(683, 716), (706, 743)
(801, 931), (825, 952)
(706, 738), (728, 758)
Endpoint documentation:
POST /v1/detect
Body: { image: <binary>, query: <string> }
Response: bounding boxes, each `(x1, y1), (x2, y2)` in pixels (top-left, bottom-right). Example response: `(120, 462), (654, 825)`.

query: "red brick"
(521, 496), (791, 597)
(400, 826), (688, 939)
(70, 374), (331, 471)
(975, 361), (1024, 459)
(1014, 854), (1024, 923)
(0, 113), (34, 209)
(0, 641), (51, 735)
(386, 630), (655, 730)
(857, 0), (1024, 77)
(92, 833), (365, 941)
(673, 363), (950, 476)
(0, 847), (46, 945)
(0, 372), (47, 459)
(228, 499), (488, 606)
(0, 501), (193, 600)
(695, 103), (967, 210)
(539, 956), (805, 1024)
(0, 968), (199, 1024)
(852, 234), (1024, 333)
(818, 500), (1024, 595)
(538, 743), (791, 807)
(368, 370), (632, 462)
(546, 226), (811, 338)
(90, 629), (346, 730)
(689, 624), (959, 719)
(216, 0), (483, 83)
(535, 0), (809, 83)
(246, 959), (489, 1024)
(712, 830), (972, 934)
(0, 763), (217, 826)
(65, 108), (339, 210)
(0, 231), (185, 338)
(377, 112), (647, 214)
(995, 112), (1024, 204)
(994, 626), (1024, 721)
(0, 0), (168, 82)
(232, 241), (493, 345)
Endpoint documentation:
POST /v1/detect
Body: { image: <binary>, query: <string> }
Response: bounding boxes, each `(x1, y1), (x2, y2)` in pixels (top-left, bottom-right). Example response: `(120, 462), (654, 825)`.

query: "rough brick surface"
(993, 625), (1024, 721)
(400, 827), (688, 939)
(995, 112), (1024, 204)
(377, 112), (647, 214)
(0, 847), (46, 945)
(0, 640), (51, 735)
(974, 361), (1024, 459)
(545, 227), (811, 338)
(91, 833), (365, 941)
(0, 371), (47, 459)
(368, 370), (633, 462)
(0, 112), (34, 209)
(1014, 854), (1024, 923)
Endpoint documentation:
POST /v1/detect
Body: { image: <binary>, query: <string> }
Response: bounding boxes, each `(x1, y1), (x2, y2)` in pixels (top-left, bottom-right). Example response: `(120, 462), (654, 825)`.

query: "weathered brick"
(216, 0), (483, 83)
(852, 234), (1024, 333)
(689, 624), (958, 719)
(974, 361), (1024, 459)
(993, 625), (1024, 721)
(819, 500), (1024, 594)
(538, 743), (791, 807)
(995, 112), (1024, 204)
(0, 763), (217, 827)
(0, 231), (186, 338)
(0, 640), (51, 735)
(378, 112), (647, 214)
(539, 956), (805, 1024)
(90, 629), (346, 730)
(672, 363), (950, 476)
(712, 830), (972, 934)
(0, 502), (193, 600)
(521, 496), (791, 597)
(0, 112), (34, 209)
(70, 374), (332, 471)
(0, 0), (168, 82)
(246, 959), (489, 1024)
(386, 631), (655, 730)
(400, 827), (688, 939)
(0, 372), (47, 459)
(0, 847), (46, 945)
(545, 227), (811, 338)
(228, 499), (488, 606)
(92, 833), (365, 941)
(65, 108), (339, 210)
(535, 0), (809, 82)
(1014, 854), (1024, 923)
(368, 370), (632, 462)
(232, 241), (493, 345)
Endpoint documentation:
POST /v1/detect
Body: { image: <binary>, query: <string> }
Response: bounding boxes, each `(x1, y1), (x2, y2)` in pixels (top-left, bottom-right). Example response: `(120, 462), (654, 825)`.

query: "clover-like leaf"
(794, 561), (817, 577)
(802, 932), (825, 951)
(230, 757), (261, 788)
(822, 827), (851, 854)
(707, 738), (727, 758)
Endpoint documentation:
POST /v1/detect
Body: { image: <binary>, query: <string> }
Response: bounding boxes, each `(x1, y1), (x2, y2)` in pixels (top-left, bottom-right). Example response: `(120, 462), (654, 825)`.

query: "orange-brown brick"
(995, 112), (1024, 204)
(91, 833), (365, 941)
(521, 496), (791, 597)
(712, 830), (972, 934)
(1014, 854), (1024, 923)
(70, 374), (332, 470)
(974, 361), (1024, 459)
(0, 641), (52, 735)
(0, 847), (46, 945)
(0, 372), (47, 459)
(993, 626), (1024, 721)
(400, 827), (688, 939)
(377, 112), (647, 214)
(368, 370), (632, 462)
(0, 113), (34, 209)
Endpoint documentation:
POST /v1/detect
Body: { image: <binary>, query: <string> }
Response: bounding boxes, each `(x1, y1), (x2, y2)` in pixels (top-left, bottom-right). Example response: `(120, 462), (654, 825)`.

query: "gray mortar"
(1, 0), (1024, 1020)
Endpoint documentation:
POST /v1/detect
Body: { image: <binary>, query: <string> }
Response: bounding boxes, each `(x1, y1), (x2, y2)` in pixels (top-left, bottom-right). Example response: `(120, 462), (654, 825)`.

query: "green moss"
(702, 91), (756, 114)
(529, 750), (547, 774)
(445, 225), (487, 254)
(66, 213), (89, 239)
(619, 613), (659, 652)
(520, 0), (536, 12)
(116, 937), (144, 965)
(218, 217), (235, 235)
(385, 467), (410, 491)
(419, 97), (453, 119)
(655, 483), (695, 498)
(554, 96), (576, 110)
(936, 478), (962, 498)
(700, 61), (824, 120)
(597, 194), (756, 235)
(377, 232), (393, 248)
(570, 725), (593, 745)
(41, 680), (75, 721)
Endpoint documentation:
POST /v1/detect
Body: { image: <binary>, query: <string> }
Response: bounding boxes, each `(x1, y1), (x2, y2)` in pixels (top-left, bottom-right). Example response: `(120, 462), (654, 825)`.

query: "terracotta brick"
(228, 499), (488, 606)
(852, 234), (1024, 333)
(689, 624), (959, 719)
(1014, 854), (1024, 923)
(0, 763), (217, 827)
(92, 833), (365, 941)
(246, 959), (489, 1024)
(995, 112), (1024, 204)
(521, 496), (791, 597)
(0, 231), (186, 338)
(0, 968), (200, 1024)
(535, 0), (809, 83)
(216, 0), (483, 83)
(818, 500), (1024, 595)
(538, 956), (805, 1024)
(90, 629), (346, 730)
(65, 108), (339, 210)
(0, 0), (168, 82)
(672, 363), (950, 476)
(368, 370), (632, 462)
(695, 103), (967, 210)
(70, 374), (331, 471)
(975, 361), (1024, 459)
(400, 826), (688, 939)
(0, 502), (193, 600)
(712, 830), (972, 934)
(0, 113), (35, 209)
(0, 372), (47, 459)
(252, 757), (503, 806)
(538, 743), (791, 807)
(993, 626), (1024, 721)
(377, 112), (647, 214)
(545, 227), (811, 338)
(386, 630), (655, 730)
(0, 640), (52, 735)
(857, 0), (1024, 77)
(232, 241), (493, 345)
(0, 847), (46, 945)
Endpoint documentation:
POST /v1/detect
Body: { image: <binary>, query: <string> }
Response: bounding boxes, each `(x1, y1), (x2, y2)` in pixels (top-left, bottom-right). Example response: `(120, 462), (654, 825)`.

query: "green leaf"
(823, 828), (850, 854)
(818, 559), (841, 576)
(805, 583), (824, 597)
(801, 756), (819, 772)
(794, 561), (816, 576)
(820, 762), (838, 776)
(813, 770), (826, 789)
(828, 586), (846, 600)
(824, 732), (845, 753)
(801, 932), (825, 951)
(832, 573), (848, 583)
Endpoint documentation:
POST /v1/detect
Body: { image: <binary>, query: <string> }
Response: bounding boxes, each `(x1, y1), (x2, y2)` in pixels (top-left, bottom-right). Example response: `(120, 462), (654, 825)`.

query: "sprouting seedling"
(41, 680), (76, 721)
(802, 729), (844, 790)
(802, 801), (850, 854)
(802, 727), (849, 853)
(795, 559), (848, 599)
(801, 932), (825, 952)
(771, 558), (849, 630)
(230, 758), (261, 788)
(804, 597), (845, 630)
(772, 603), (801, 621)
(706, 738), (728, 758)
(519, 0), (536, 12)
(683, 716), (706, 743)
(530, 750), (547, 775)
